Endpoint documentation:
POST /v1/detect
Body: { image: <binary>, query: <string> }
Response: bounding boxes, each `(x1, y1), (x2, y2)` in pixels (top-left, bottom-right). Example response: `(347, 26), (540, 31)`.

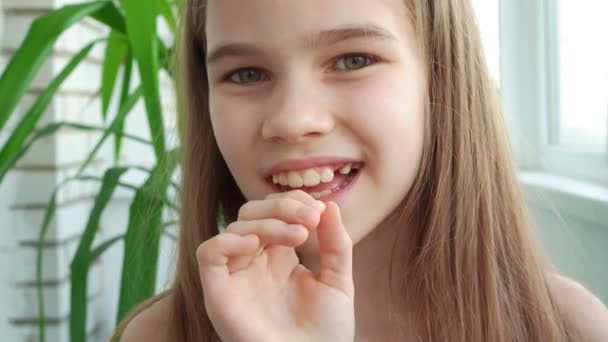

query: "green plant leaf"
(101, 31), (128, 121)
(113, 50), (134, 163)
(0, 1), (110, 132)
(0, 39), (102, 183)
(36, 193), (57, 342)
(77, 85), (142, 175)
(122, 0), (166, 165)
(33, 170), (173, 342)
(116, 148), (180, 324)
(35, 172), (139, 342)
(89, 1), (126, 33)
(70, 167), (129, 342)
(158, 0), (177, 35)
(90, 234), (125, 262)
(0, 121), (151, 183)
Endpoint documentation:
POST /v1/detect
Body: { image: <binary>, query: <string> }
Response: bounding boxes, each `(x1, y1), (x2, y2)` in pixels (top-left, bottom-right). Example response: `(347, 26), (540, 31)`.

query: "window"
(551, 0), (608, 154)
(500, 0), (608, 186)
(471, 0), (501, 83)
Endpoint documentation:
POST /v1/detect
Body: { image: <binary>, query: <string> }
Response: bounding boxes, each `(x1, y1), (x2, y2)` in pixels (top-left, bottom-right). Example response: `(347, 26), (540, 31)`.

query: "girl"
(116, 0), (608, 341)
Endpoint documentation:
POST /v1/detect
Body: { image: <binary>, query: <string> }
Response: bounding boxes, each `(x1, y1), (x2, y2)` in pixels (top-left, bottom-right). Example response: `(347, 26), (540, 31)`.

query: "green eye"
(336, 54), (375, 71)
(229, 68), (265, 84)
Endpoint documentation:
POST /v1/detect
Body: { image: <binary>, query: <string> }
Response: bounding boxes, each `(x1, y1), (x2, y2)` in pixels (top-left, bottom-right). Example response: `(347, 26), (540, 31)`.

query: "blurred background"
(0, 0), (606, 341)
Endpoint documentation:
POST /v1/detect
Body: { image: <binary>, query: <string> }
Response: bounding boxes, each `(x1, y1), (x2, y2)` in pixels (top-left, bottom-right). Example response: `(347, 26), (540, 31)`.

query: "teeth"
(302, 169), (321, 187)
(279, 173), (289, 186)
(319, 189), (332, 197)
(310, 189), (333, 199)
(271, 162), (356, 188)
(310, 192), (321, 199)
(320, 168), (334, 183)
(338, 164), (352, 175)
(287, 171), (304, 188)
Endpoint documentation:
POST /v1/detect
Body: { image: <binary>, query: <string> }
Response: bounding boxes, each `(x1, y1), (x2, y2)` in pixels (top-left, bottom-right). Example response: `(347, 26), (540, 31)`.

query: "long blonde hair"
(114, 0), (575, 341)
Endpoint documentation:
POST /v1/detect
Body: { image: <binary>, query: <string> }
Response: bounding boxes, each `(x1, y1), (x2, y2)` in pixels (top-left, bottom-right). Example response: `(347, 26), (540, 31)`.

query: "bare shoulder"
(119, 294), (172, 342)
(547, 272), (608, 341)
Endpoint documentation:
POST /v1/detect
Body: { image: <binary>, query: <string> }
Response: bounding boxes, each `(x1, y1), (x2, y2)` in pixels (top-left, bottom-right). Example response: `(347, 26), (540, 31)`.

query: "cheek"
(209, 100), (260, 187)
(210, 97), (258, 152)
(345, 73), (425, 154)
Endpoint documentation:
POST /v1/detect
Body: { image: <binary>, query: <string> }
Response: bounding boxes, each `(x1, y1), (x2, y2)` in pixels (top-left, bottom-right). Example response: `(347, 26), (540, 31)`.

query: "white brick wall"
(0, 0), (177, 341)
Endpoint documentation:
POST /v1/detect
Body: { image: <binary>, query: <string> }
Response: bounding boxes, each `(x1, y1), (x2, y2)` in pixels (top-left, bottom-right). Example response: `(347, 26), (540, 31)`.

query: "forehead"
(205, 0), (411, 50)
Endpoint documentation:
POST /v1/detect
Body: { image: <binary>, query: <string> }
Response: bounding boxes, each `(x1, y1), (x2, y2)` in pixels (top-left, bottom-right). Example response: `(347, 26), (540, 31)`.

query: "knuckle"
(260, 218), (280, 233)
(224, 222), (239, 234)
(237, 202), (253, 219)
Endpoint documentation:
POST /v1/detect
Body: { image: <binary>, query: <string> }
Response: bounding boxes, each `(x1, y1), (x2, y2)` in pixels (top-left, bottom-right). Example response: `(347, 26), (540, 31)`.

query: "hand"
(196, 190), (355, 342)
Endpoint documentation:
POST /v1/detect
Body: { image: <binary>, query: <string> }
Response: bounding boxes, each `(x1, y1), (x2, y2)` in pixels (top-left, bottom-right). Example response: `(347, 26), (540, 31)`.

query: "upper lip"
(264, 156), (361, 178)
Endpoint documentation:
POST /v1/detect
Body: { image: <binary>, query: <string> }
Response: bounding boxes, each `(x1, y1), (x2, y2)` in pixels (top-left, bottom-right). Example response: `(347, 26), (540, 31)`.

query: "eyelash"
(221, 53), (381, 85)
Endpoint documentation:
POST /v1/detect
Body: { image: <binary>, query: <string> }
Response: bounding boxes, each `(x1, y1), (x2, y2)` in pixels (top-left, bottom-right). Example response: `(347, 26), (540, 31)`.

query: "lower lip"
(269, 168), (363, 205)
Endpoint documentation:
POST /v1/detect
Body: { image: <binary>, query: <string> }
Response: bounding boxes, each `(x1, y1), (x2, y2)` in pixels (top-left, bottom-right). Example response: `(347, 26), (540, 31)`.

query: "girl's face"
(205, 0), (426, 252)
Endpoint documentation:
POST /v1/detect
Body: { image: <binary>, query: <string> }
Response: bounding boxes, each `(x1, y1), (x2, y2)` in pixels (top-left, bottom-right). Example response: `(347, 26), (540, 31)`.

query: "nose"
(261, 76), (335, 144)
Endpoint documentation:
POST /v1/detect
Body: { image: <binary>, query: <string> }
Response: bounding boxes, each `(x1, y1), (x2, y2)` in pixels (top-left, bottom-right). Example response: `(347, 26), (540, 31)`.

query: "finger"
(225, 219), (309, 247)
(196, 233), (260, 294)
(316, 202), (354, 298)
(226, 220), (309, 272)
(238, 198), (325, 232)
(266, 245), (301, 281)
(266, 189), (326, 212)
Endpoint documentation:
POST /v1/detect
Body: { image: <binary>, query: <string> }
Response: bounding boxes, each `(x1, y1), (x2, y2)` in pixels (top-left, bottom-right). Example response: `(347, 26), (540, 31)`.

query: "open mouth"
(268, 162), (363, 200)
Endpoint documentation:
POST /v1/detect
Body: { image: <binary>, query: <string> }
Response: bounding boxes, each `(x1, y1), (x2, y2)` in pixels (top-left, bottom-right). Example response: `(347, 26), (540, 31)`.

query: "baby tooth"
(319, 189), (332, 197)
(320, 168), (334, 183)
(310, 192), (322, 199)
(303, 169), (321, 187)
(338, 164), (352, 175)
(287, 171), (304, 188)
(272, 174), (279, 184)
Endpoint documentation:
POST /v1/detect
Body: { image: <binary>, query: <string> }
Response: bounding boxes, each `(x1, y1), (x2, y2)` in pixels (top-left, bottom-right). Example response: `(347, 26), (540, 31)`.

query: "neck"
(352, 218), (407, 338)
(300, 216), (413, 339)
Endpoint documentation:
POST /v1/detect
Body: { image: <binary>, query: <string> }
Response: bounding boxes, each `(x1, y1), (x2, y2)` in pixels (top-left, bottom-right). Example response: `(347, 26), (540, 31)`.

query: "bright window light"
(556, 0), (608, 153)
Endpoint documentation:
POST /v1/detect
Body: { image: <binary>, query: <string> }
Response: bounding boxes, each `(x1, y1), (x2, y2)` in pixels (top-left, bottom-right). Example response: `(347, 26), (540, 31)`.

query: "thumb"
(316, 201), (354, 298)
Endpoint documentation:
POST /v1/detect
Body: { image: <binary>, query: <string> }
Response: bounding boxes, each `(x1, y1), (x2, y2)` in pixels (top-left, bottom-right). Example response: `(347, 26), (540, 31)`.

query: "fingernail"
(296, 206), (317, 221)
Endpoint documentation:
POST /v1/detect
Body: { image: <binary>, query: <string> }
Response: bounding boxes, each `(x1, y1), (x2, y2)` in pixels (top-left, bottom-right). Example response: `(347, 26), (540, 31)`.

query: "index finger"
(265, 189), (326, 212)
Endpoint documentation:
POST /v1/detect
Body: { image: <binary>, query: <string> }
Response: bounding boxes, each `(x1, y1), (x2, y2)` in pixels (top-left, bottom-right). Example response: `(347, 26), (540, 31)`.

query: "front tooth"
(338, 163), (352, 175)
(320, 168), (334, 183)
(279, 173), (289, 186)
(287, 171), (304, 188)
(303, 169), (321, 187)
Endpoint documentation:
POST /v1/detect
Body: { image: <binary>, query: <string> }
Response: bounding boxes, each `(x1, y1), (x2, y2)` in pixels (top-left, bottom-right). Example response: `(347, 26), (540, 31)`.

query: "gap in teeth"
(306, 169), (357, 198)
(272, 162), (358, 188)
(277, 166), (358, 196)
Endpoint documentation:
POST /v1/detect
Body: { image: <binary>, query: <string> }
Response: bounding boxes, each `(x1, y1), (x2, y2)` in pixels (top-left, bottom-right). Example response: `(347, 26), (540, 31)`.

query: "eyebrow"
(206, 24), (398, 65)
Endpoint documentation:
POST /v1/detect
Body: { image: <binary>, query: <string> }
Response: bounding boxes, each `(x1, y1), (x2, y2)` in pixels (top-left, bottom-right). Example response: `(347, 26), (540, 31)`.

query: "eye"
(225, 68), (268, 84)
(334, 54), (378, 72)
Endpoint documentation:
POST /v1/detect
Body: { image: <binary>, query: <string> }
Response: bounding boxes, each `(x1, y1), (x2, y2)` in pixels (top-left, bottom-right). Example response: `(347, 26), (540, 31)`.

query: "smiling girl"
(114, 0), (608, 341)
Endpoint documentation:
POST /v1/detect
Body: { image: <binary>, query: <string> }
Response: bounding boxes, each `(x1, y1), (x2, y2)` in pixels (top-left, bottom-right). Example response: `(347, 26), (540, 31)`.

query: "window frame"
(499, 0), (608, 186)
